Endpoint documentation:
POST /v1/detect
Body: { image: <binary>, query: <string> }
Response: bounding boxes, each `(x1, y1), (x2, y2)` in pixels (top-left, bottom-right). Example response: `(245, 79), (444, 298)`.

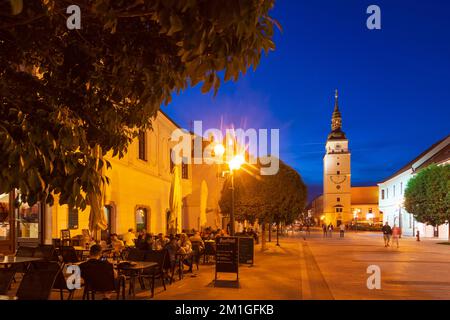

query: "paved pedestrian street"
(147, 230), (450, 300)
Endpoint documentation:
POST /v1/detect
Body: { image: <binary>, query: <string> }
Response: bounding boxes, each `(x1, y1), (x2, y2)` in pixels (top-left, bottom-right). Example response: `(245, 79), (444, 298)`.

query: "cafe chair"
(60, 229), (71, 247)
(15, 261), (62, 300)
(16, 246), (36, 257)
(142, 250), (167, 298)
(60, 246), (79, 264)
(126, 248), (145, 262)
(0, 269), (16, 295)
(34, 244), (59, 262)
(10, 245), (37, 275)
(80, 261), (126, 300)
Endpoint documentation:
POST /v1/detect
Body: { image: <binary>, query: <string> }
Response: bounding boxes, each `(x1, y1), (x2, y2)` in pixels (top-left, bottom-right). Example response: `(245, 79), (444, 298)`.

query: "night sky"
(163, 0), (450, 202)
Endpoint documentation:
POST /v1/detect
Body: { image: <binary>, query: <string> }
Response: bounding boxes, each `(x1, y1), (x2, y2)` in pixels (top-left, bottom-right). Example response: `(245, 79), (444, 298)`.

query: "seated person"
(79, 245), (120, 299)
(178, 233), (193, 272)
(122, 228), (137, 247)
(139, 233), (155, 251)
(189, 232), (205, 250)
(110, 233), (125, 255)
(164, 235), (180, 268)
(154, 233), (168, 250)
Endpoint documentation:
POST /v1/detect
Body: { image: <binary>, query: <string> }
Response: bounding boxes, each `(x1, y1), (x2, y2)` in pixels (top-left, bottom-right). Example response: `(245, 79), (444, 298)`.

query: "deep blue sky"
(163, 0), (450, 202)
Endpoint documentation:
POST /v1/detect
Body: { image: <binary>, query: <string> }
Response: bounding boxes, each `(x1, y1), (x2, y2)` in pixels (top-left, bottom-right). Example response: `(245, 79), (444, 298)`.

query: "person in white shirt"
(122, 228), (137, 247)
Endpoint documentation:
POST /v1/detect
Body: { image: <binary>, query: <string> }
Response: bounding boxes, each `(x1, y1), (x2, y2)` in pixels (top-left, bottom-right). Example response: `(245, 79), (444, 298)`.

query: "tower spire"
(331, 89), (342, 131)
(334, 89), (339, 111)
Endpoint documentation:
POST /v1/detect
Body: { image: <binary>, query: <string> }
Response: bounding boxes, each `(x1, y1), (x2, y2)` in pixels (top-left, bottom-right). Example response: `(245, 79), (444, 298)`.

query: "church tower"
(323, 90), (351, 226)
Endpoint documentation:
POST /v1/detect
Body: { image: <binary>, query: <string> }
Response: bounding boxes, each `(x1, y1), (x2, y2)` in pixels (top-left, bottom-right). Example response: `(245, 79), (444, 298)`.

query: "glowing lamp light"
(214, 143), (225, 157)
(366, 213), (374, 220)
(229, 155), (245, 171)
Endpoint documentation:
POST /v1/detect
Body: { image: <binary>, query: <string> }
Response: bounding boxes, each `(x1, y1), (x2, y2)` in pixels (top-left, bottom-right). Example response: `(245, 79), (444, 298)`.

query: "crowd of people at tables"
(82, 226), (259, 259)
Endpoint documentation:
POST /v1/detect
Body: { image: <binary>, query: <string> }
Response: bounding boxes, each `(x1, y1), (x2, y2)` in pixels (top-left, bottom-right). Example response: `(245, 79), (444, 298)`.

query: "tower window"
(337, 162), (340, 166)
(335, 208), (343, 213)
(337, 197), (340, 202)
(337, 171), (340, 175)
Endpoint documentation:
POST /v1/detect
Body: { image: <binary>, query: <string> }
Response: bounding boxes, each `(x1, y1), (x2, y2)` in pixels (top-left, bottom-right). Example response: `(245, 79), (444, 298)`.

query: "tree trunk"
(276, 222), (280, 246)
(268, 219), (272, 242)
(261, 221), (267, 251)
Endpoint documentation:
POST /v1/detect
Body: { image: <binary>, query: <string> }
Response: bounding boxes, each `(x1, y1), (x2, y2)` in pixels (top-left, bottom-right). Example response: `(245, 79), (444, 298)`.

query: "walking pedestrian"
(392, 224), (401, 248)
(322, 224), (327, 238)
(339, 223), (345, 238)
(382, 222), (392, 247)
(328, 223), (334, 238)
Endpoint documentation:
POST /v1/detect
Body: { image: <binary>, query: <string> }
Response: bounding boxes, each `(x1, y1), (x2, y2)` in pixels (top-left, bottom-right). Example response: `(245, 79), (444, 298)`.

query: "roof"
(327, 129), (347, 140)
(351, 186), (378, 205)
(379, 134), (450, 183)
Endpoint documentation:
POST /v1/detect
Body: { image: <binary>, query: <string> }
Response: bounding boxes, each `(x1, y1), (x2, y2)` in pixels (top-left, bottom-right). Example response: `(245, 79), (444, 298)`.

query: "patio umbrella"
(88, 145), (108, 238)
(169, 166), (182, 234)
(199, 180), (208, 231)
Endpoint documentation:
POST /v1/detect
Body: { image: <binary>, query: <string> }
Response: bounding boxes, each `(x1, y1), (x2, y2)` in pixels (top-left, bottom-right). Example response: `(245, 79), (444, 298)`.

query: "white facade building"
(378, 135), (449, 240)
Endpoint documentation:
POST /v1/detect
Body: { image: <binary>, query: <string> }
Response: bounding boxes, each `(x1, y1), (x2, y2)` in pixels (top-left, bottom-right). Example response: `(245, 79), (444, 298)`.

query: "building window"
(181, 157), (189, 179)
(18, 202), (40, 240)
(135, 207), (147, 232)
(337, 197), (340, 202)
(335, 208), (343, 213)
(68, 208), (79, 230)
(381, 189), (385, 200)
(369, 208), (373, 213)
(138, 131), (147, 161)
(386, 188), (389, 199)
(393, 185), (396, 197)
(400, 182), (403, 195)
(337, 162), (340, 166)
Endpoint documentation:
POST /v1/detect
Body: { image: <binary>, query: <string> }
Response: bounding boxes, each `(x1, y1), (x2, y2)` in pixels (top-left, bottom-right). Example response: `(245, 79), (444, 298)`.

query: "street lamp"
(228, 154), (244, 236)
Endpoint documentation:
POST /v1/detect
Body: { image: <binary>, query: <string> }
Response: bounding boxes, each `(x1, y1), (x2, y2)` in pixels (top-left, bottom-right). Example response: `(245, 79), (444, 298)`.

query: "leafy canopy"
(404, 164), (450, 227)
(219, 159), (307, 224)
(0, 0), (278, 208)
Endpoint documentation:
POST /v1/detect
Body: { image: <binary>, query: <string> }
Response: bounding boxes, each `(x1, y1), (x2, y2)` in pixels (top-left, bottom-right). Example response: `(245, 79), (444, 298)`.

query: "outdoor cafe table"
(0, 256), (43, 268)
(116, 261), (157, 298)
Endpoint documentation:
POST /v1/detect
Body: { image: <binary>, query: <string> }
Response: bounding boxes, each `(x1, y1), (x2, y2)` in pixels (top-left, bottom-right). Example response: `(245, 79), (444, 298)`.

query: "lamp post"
(214, 142), (244, 237)
(228, 155), (244, 236)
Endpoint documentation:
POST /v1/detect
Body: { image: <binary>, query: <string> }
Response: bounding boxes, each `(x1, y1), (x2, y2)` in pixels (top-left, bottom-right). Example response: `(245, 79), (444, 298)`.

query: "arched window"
(135, 207), (148, 232)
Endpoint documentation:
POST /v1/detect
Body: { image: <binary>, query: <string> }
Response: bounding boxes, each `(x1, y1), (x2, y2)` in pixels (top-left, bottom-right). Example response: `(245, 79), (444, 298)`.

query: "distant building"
(308, 187), (380, 226)
(378, 135), (449, 240)
(350, 186), (382, 224)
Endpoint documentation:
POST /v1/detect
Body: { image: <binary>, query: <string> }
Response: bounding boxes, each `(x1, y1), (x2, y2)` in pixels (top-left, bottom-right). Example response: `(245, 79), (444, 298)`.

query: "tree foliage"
(219, 159), (307, 225)
(0, 0), (278, 208)
(404, 164), (450, 227)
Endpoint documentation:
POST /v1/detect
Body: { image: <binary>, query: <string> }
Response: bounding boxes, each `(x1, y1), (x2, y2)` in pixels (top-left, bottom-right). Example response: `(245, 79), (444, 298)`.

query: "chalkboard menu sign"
(238, 237), (254, 265)
(215, 237), (239, 281)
